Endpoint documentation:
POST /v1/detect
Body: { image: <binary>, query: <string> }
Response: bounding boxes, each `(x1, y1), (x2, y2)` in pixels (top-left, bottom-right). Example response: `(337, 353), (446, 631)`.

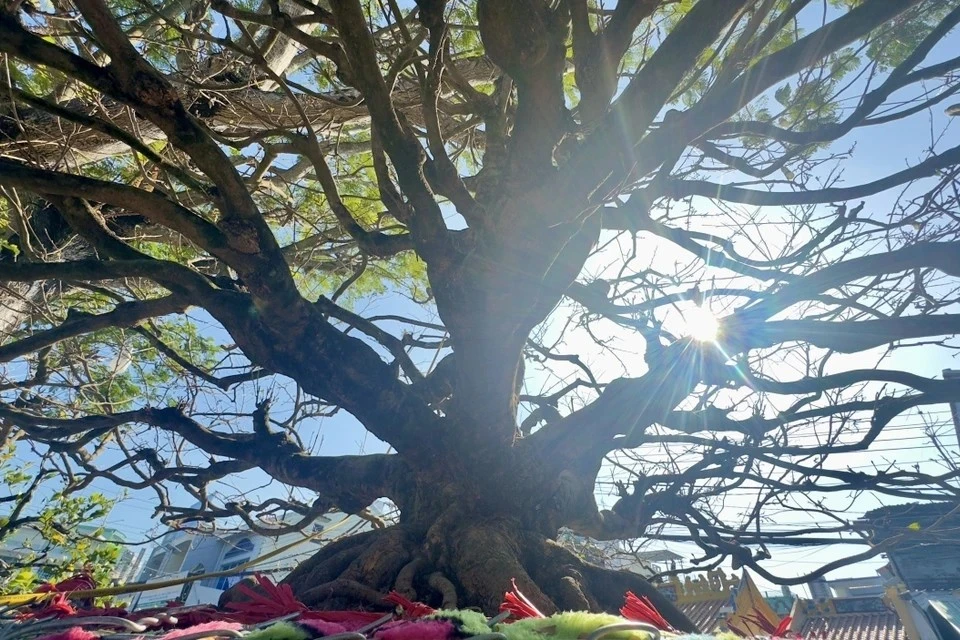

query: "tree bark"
(282, 518), (697, 632)
(280, 458), (698, 632)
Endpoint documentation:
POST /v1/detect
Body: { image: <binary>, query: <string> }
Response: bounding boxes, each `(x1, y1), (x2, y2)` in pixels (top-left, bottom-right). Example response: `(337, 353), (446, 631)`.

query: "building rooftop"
(861, 500), (959, 526)
(829, 576), (886, 588)
(798, 610), (905, 640)
(677, 599), (732, 633)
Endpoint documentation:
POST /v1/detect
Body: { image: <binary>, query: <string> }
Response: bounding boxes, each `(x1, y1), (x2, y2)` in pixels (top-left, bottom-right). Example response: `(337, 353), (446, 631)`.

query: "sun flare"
(682, 306), (719, 342)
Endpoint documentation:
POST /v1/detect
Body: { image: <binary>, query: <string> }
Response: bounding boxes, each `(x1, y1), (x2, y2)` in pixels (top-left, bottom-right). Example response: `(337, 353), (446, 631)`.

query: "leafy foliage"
(0, 442), (120, 592)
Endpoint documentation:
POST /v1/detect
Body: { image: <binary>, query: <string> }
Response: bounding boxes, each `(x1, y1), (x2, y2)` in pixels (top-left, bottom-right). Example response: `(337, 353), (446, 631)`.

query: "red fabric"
(373, 619), (455, 640)
(36, 628), (99, 640)
(727, 609), (803, 639)
(17, 593), (78, 620)
(225, 574), (306, 622)
(499, 579), (545, 620)
(162, 621), (244, 640)
(299, 610), (389, 629)
(620, 591), (673, 631)
(775, 615), (795, 637)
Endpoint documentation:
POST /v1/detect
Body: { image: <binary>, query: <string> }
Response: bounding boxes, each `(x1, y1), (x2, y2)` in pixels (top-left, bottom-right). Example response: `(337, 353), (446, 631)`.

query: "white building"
(131, 507), (384, 610)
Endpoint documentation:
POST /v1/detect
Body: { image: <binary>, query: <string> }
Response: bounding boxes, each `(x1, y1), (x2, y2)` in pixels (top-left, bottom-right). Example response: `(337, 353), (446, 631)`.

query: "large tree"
(1, 0), (960, 628)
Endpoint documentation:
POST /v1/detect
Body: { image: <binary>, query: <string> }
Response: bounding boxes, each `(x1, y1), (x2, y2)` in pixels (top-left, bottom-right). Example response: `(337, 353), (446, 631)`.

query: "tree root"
(552, 576), (596, 611)
(519, 538), (697, 632)
(341, 526), (414, 591)
(300, 578), (389, 609)
(394, 557), (427, 599)
(445, 520), (555, 615)
(427, 572), (458, 609)
(283, 523), (697, 633)
(283, 527), (380, 589)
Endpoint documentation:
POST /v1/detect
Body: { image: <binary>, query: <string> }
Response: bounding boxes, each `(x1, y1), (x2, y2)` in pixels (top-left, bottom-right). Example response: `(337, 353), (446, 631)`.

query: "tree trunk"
(281, 474), (698, 633)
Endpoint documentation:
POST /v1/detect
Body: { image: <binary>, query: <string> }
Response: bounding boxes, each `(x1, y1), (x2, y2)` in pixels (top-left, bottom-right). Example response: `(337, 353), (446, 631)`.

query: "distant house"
(855, 500), (960, 640)
(764, 586), (796, 616)
(861, 501), (960, 593)
(132, 507), (383, 610)
(556, 529), (683, 577)
(0, 525), (141, 585)
(812, 575), (888, 599)
(655, 569), (911, 639)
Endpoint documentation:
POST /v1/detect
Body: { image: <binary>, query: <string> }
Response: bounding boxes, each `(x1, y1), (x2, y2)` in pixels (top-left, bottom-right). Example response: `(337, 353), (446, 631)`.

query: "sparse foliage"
(0, 440), (119, 590)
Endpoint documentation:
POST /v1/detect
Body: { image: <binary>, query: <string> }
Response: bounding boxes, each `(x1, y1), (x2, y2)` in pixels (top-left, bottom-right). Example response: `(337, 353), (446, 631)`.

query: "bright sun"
(682, 306), (720, 342)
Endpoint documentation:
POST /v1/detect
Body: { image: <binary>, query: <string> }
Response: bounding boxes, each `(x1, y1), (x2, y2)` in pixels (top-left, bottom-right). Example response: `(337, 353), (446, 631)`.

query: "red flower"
(499, 579), (545, 620)
(774, 615), (794, 638)
(16, 593), (77, 620)
(385, 591), (435, 617)
(728, 609), (803, 639)
(225, 573), (306, 622)
(620, 592), (672, 631)
(745, 609), (779, 635)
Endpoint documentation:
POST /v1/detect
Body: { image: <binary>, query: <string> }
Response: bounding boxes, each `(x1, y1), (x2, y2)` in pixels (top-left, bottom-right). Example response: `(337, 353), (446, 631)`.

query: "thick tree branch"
(0, 158), (234, 260)
(0, 295), (187, 364)
(732, 314), (960, 353)
(571, 0), (661, 124)
(0, 258), (216, 294)
(736, 241), (960, 322)
(2, 402), (412, 514)
(662, 143), (960, 206)
(1, 3), (303, 308)
(329, 1), (450, 257)
(528, 340), (728, 463)
(552, 0), (924, 210)
(552, 0), (751, 204)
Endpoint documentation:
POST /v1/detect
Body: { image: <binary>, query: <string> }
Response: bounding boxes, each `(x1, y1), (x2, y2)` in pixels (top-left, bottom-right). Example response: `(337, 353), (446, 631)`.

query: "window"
(180, 564), (205, 602)
(223, 538), (254, 559)
(216, 538), (255, 590)
(164, 541), (191, 574)
(140, 550), (167, 580)
(215, 560), (248, 591)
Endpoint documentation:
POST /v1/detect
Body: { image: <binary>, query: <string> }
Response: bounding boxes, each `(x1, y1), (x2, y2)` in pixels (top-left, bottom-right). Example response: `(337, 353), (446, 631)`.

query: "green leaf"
(774, 84), (792, 106)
